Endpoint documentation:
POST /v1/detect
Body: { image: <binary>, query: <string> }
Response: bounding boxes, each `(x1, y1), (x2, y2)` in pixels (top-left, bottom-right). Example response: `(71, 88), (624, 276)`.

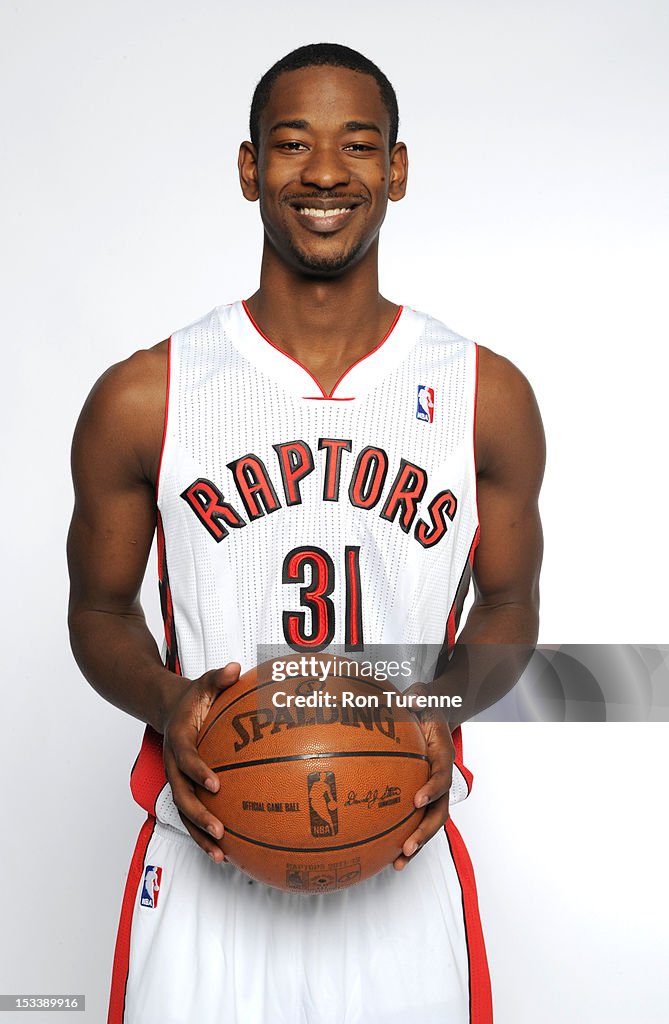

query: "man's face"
(239, 65), (407, 275)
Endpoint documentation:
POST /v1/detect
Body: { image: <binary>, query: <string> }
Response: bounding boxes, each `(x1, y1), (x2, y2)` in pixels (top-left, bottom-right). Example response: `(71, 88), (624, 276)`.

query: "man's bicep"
(473, 349), (545, 608)
(67, 365), (159, 615)
(473, 475), (543, 607)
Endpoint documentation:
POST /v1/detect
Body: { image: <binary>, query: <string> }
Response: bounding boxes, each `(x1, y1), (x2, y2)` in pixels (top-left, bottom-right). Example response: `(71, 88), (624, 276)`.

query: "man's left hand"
(393, 688), (455, 870)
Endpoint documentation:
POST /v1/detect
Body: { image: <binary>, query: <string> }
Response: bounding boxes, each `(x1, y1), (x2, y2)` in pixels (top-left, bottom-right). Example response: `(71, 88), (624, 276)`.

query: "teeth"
(297, 207), (352, 218)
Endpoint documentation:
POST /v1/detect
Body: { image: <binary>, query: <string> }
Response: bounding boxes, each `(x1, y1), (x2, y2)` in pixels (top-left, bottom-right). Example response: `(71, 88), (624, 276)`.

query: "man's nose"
(300, 144), (351, 190)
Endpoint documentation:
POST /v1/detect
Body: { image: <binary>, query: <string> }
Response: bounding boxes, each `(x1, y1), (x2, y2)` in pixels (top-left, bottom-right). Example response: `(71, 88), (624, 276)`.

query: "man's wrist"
(149, 665), (187, 734)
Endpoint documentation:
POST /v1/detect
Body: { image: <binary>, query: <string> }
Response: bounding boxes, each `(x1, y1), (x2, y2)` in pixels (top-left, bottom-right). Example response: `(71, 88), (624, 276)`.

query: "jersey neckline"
(219, 300), (422, 402)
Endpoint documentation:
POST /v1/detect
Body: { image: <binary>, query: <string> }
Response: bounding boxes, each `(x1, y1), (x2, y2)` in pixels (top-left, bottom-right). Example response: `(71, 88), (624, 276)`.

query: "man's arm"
(459, 345), (545, 646)
(67, 346), (234, 862)
(394, 346), (545, 868)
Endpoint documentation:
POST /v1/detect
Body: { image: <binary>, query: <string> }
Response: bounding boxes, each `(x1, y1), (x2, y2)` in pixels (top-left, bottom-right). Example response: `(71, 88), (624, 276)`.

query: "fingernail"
(208, 850), (219, 862)
(205, 779), (217, 793)
(417, 794), (429, 807)
(407, 841), (418, 856)
(207, 824), (220, 838)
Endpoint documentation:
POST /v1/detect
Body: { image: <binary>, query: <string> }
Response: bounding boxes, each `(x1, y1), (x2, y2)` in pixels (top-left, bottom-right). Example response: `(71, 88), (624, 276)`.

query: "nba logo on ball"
(140, 865), (163, 909)
(416, 385), (435, 423)
(308, 771), (339, 837)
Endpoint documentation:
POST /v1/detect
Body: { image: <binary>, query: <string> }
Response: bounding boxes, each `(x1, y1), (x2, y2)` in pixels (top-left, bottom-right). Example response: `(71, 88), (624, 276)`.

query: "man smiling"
(68, 42), (544, 1024)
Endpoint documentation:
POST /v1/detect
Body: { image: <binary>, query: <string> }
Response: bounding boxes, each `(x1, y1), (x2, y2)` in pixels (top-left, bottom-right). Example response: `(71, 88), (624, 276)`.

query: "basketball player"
(68, 43), (544, 1024)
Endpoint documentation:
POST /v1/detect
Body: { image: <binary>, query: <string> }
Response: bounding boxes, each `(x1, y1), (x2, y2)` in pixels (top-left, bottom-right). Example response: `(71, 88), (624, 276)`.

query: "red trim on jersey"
(130, 727), (167, 815)
(445, 343), (481, 648)
(156, 511), (182, 675)
(328, 304), (403, 395)
(446, 605), (458, 650)
(108, 816), (156, 1024)
(445, 818), (493, 1024)
(472, 342), (481, 532)
(445, 535), (478, 798)
(469, 523), (481, 585)
(446, 528), (481, 649)
(242, 300), (329, 397)
(130, 513), (182, 815)
(466, 344), (482, 641)
(155, 335), (172, 499)
(451, 724), (474, 794)
(241, 300), (404, 400)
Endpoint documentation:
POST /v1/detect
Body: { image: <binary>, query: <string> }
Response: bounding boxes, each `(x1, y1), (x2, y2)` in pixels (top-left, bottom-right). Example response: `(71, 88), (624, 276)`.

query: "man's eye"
(344, 143), (374, 152)
(279, 141), (307, 151)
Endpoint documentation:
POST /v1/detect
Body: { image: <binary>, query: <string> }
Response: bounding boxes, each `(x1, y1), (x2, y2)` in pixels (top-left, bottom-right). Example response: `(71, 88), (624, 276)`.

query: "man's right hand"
(162, 662), (242, 863)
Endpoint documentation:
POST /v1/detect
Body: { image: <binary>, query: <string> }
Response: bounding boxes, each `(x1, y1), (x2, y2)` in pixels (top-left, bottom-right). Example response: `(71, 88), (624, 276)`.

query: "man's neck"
(244, 244), (400, 396)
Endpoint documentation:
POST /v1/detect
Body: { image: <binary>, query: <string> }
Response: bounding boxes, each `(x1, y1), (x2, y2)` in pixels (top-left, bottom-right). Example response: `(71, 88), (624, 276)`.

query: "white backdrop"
(1, 1), (667, 1021)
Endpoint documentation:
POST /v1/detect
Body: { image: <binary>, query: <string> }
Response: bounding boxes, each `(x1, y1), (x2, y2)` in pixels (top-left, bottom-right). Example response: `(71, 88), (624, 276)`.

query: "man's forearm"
(430, 600), (539, 725)
(68, 607), (183, 733)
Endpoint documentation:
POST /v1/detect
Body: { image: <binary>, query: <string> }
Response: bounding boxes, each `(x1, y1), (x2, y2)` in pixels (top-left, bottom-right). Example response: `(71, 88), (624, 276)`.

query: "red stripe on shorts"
(445, 818), (493, 1024)
(451, 725), (474, 795)
(108, 816), (156, 1024)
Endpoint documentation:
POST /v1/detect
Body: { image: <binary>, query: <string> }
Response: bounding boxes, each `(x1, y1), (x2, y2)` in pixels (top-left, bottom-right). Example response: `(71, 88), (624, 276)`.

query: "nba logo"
(416, 385), (435, 423)
(140, 865), (163, 908)
(307, 771), (339, 837)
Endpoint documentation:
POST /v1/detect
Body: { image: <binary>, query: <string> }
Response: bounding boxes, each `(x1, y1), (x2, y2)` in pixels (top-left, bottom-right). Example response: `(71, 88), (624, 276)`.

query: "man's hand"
(162, 662), (241, 864)
(393, 685), (455, 870)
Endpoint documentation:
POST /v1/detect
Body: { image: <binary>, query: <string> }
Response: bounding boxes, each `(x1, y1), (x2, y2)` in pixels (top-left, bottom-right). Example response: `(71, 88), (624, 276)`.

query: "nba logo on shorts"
(416, 385), (435, 423)
(140, 865), (163, 908)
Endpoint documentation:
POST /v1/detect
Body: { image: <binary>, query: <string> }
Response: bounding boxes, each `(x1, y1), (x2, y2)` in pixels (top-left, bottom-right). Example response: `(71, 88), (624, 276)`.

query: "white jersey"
(114, 300), (493, 1024)
(131, 300), (479, 826)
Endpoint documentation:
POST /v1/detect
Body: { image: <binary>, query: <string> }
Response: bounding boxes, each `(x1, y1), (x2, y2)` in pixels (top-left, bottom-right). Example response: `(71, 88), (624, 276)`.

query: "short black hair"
(249, 43), (399, 151)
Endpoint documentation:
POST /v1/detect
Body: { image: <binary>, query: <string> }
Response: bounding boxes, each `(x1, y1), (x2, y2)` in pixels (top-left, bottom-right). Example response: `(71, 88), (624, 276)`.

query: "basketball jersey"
(131, 300), (479, 826)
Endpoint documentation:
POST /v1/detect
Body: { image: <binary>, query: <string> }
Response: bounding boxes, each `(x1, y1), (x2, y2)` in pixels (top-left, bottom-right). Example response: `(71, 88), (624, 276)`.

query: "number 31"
(282, 545), (363, 652)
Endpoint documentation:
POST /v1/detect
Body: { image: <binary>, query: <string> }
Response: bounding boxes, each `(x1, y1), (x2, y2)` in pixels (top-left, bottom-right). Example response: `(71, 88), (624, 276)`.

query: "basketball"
(196, 659), (429, 893)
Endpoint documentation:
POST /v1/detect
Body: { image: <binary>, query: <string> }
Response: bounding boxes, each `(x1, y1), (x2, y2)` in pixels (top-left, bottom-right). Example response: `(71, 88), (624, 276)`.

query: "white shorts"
(109, 817), (492, 1024)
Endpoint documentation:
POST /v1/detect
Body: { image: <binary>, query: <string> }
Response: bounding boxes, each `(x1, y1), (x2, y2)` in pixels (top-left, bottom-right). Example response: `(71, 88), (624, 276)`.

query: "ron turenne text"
(270, 690), (462, 710)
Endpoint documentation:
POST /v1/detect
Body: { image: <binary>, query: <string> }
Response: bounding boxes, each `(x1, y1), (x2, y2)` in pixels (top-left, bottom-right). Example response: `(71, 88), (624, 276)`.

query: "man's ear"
(238, 141), (260, 202)
(388, 142), (408, 202)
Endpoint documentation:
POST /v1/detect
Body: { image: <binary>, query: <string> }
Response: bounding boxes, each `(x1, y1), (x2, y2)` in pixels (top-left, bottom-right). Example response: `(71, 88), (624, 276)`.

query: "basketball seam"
(210, 749), (429, 772)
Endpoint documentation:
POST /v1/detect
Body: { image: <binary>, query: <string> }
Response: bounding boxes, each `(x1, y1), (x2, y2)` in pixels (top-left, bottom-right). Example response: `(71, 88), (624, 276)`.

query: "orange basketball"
(196, 659), (429, 893)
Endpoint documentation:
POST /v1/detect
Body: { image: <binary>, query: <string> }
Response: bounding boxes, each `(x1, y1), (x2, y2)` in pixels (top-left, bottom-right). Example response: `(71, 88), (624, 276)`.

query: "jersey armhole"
(472, 341), (481, 533)
(155, 334), (173, 503)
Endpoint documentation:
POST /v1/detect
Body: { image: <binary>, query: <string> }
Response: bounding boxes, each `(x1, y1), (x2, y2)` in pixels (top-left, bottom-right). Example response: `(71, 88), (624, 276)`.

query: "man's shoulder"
(88, 340), (169, 418)
(475, 346), (544, 477)
(477, 345), (536, 406)
(86, 301), (233, 417)
(73, 340), (169, 485)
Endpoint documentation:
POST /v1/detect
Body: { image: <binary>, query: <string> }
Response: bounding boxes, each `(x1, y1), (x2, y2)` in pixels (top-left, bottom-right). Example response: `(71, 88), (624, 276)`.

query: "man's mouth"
(288, 199), (363, 232)
(296, 206), (354, 219)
